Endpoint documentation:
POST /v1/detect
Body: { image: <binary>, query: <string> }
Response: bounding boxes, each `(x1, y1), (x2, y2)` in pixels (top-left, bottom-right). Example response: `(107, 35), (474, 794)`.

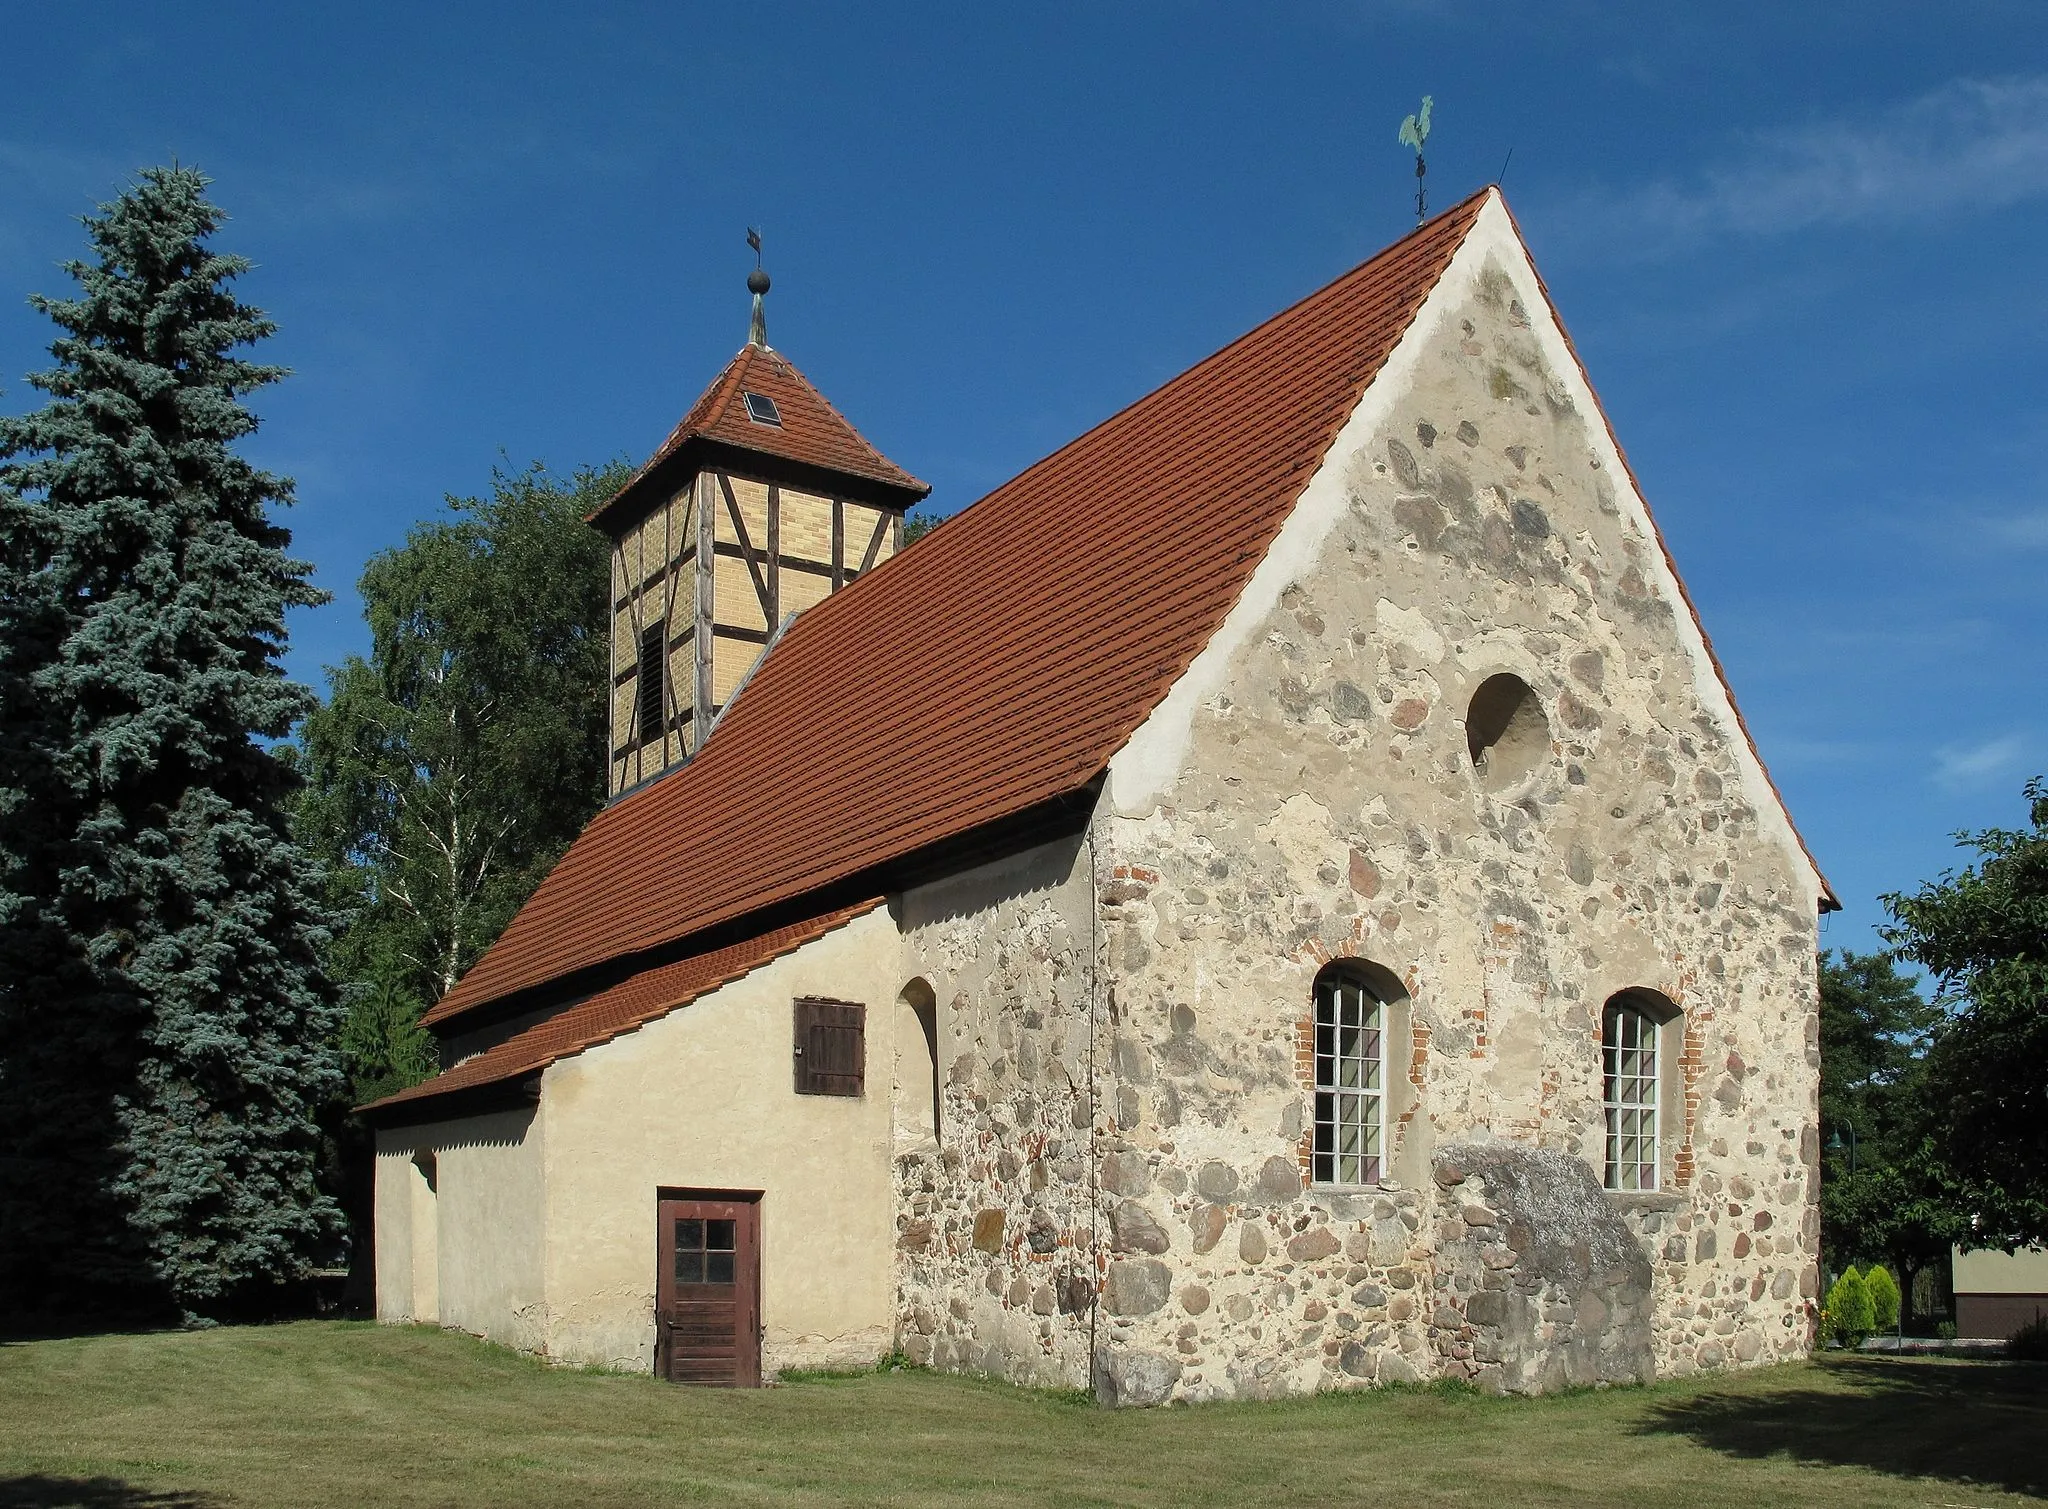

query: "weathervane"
(1398, 96), (1433, 227)
(746, 226), (770, 348)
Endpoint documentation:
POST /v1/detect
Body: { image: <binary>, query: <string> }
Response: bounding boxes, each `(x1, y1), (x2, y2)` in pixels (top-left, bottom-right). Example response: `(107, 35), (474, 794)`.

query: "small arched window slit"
(1466, 672), (1549, 790)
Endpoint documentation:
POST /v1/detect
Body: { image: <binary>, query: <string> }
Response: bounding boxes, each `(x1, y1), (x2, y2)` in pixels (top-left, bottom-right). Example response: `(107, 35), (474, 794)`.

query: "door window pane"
(672, 1213), (738, 1286)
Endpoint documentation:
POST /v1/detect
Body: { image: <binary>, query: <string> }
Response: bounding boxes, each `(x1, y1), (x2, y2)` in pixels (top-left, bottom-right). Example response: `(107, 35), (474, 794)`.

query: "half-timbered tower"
(590, 270), (928, 794)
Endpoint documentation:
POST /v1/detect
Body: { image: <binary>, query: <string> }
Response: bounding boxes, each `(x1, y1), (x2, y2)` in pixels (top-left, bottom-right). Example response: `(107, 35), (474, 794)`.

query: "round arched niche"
(1465, 672), (1551, 791)
(892, 978), (941, 1150)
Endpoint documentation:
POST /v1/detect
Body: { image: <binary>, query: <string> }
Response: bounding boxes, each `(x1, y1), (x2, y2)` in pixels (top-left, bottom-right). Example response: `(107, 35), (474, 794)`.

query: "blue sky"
(2, 2), (2043, 952)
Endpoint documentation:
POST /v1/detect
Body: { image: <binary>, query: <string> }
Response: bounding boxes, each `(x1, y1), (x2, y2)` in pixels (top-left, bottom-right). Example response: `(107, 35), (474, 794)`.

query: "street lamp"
(1827, 1125), (1858, 1175)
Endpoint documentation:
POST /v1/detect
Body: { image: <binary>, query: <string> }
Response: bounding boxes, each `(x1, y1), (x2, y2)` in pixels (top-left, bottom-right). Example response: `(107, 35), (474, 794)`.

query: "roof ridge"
(427, 191), (1492, 1026)
(910, 186), (1500, 535)
(645, 191), (1497, 721)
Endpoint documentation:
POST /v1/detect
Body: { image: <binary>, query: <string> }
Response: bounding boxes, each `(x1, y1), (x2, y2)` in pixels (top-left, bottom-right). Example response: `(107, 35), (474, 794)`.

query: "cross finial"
(1398, 96), (1433, 227)
(746, 227), (770, 347)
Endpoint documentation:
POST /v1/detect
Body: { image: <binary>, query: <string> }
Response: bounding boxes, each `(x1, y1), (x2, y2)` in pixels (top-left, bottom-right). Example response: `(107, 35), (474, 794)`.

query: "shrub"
(1864, 1266), (1901, 1333)
(1825, 1267), (1875, 1347)
(1936, 1320), (1957, 1342)
(2009, 1314), (2048, 1361)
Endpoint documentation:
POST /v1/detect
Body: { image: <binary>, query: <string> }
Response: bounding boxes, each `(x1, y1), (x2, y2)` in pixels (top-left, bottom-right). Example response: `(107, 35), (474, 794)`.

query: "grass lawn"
(1, 1323), (2044, 1507)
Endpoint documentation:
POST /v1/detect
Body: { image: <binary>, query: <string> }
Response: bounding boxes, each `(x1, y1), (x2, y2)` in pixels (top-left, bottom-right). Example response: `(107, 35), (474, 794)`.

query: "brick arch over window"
(1296, 959), (1424, 1189)
(1601, 987), (1682, 1191)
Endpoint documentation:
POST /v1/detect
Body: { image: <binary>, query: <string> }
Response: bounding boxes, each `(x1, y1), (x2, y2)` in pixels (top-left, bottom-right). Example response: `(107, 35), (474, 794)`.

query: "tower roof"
(589, 343), (929, 531)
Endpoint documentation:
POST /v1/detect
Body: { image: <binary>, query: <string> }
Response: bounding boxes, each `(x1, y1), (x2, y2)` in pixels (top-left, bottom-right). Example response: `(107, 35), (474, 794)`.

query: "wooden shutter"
(637, 624), (665, 746)
(793, 997), (865, 1096)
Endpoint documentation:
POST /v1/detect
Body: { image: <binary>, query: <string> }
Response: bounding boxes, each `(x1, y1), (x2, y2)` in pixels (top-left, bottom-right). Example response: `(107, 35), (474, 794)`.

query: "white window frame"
(1602, 1000), (1660, 1191)
(1313, 969), (1384, 1187)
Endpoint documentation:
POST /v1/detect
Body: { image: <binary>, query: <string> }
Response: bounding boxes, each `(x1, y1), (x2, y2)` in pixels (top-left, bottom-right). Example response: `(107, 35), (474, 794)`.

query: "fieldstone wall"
(1082, 236), (1822, 1402)
(892, 835), (1103, 1390)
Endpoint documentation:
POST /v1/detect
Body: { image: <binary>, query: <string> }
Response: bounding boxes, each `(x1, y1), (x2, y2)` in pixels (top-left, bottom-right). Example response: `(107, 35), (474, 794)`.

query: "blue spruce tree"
(0, 167), (342, 1317)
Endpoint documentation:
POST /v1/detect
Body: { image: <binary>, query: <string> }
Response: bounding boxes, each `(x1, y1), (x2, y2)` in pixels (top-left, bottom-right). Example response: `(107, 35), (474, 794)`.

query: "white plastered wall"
(536, 904), (905, 1372)
(373, 1107), (544, 1349)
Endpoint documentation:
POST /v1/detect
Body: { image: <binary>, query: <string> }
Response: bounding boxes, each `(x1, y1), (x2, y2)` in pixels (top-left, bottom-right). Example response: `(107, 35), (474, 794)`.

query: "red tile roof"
(364, 901), (882, 1115)
(590, 343), (928, 529)
(425, 190), (1493, 1029)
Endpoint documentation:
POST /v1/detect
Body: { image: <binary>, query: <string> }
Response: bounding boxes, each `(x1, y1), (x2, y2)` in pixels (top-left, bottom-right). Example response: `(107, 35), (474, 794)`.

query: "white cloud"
(1984, 508), (2048, 548)
(1933, 732), (2029, 790)
(1597, 76), (2048, 242)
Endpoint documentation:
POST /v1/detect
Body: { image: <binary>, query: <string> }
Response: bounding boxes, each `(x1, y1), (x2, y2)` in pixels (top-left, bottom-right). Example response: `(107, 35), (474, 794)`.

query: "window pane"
(676, 1219), (703, 1252)
(1312, 974), (1384, 1187)
(707, 1219), (736, 1252)
(676, 1251), (704, 1284)
(706, 1252), (735, 1285)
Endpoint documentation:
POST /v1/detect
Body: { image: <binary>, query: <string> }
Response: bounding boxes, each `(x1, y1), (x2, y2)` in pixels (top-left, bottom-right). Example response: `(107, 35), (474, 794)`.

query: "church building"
(365, 188), (1837, 1403)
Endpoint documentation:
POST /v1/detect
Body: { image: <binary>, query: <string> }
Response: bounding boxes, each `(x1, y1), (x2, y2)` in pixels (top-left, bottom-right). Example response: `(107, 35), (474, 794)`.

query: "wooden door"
(656, 1194), (761, 1386)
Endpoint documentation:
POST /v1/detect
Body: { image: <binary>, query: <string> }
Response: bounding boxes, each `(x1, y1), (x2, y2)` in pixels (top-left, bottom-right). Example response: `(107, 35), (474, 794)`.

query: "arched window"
(1312, 965), (1384, 1186)
(1602, 994), (1664, 1191)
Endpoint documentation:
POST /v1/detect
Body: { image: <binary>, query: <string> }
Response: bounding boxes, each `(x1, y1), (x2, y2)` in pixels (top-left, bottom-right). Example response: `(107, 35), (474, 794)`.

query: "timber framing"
(605, 459), (908, 798)
(594, 435), (924, 537)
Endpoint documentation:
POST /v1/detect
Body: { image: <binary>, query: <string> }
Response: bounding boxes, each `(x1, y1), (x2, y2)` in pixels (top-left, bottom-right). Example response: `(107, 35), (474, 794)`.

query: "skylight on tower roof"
(743, 391), (782, 427)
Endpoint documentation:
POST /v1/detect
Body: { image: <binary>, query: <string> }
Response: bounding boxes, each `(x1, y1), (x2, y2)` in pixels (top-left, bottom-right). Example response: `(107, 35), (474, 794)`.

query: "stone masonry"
(891, 238), (1822, 1403)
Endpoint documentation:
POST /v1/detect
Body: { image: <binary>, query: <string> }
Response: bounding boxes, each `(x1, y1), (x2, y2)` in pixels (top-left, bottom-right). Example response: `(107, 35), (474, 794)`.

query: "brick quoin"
(1675, 1014), (1707, 1189)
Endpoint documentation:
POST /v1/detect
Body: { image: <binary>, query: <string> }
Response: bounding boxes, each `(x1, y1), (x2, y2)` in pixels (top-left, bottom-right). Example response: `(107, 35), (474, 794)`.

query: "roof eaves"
(365, 899), (884, 1121)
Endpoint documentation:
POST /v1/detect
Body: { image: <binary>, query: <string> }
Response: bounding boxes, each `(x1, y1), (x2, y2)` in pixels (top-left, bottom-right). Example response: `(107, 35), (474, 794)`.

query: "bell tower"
(588, 249), (929, 797)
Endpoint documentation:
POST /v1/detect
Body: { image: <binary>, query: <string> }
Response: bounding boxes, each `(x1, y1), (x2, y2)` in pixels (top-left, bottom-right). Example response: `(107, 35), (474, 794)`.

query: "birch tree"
(296, 463), (620, 1103)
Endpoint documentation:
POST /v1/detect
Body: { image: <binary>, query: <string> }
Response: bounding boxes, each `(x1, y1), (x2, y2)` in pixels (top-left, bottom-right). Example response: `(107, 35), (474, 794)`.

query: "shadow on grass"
(0, 1478), (213, 1508)
(1635, 1358), (2048, 1498)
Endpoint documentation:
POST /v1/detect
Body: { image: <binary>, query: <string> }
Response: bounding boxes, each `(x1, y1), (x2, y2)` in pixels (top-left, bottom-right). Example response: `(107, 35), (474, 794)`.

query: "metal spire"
(746, 226), (769, 347)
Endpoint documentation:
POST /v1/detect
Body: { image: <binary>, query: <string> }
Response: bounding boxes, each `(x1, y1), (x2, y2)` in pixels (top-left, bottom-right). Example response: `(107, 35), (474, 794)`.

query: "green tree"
(0, 167), (341, 1316)
(1865, 1264), (1901, 1333)
(1824, 1266), (1875, 1346)
(1884, 779), (2048, 1248)
(1817, 949), (1963, 1319)
(295, 463), (622, 1104)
